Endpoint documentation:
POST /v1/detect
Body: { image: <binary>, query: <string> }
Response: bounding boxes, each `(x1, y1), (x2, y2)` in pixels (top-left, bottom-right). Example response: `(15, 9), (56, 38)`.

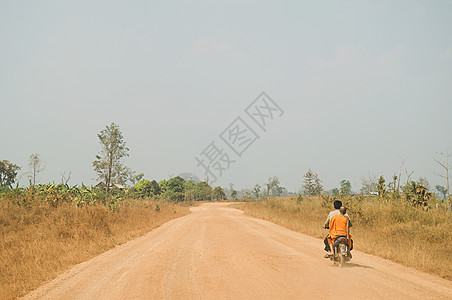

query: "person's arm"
(345, 213), (352, 227)
(324, 214), (331, 228)
(346, 216), (350, 240)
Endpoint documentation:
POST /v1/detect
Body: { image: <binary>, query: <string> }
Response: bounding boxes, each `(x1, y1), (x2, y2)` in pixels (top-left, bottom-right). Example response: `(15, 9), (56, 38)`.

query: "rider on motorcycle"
(324, 201), (352, 257)
(327, 206), (351, 255)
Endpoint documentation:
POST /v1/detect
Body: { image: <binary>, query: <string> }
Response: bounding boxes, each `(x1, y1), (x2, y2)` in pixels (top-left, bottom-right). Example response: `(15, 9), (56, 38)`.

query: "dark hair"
(333, 200), (342, 209)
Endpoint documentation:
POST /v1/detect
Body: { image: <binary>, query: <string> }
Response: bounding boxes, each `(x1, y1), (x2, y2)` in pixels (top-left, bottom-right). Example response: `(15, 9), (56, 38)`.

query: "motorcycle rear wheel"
(338, 254), (345, 268)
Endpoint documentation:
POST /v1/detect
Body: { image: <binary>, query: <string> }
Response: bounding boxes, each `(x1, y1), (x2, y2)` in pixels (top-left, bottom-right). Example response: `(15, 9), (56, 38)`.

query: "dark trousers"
(324, 237), (331, 252)
(324, 236), (353, 252)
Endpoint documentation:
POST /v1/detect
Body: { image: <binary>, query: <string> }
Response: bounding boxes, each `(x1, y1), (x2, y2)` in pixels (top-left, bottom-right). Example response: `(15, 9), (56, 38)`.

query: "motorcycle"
(329, 235), (352, 267)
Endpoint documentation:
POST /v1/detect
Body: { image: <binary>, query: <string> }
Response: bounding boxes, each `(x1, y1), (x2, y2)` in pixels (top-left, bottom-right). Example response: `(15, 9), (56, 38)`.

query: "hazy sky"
(1, 1), (451, 192)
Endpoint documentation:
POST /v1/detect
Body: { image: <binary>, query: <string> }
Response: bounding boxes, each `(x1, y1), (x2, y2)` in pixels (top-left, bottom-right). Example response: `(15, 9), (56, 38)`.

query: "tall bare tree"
(93, 123), (130, 194)
(405, 169), (414, 185)
(360, 174), (377, 194)
(433, 150), (451, 201)
(266, 176), (281, 196)
(397, 158), (405, 193)
(60, 171), (72, 185)
(28, 153), (46, 186)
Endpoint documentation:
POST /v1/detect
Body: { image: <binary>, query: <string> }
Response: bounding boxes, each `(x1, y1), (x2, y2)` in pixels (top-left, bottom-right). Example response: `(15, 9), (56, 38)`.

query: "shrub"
(135, 179), (153, 198)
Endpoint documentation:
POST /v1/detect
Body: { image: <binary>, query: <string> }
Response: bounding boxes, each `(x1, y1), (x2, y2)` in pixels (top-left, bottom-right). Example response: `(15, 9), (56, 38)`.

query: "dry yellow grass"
(0, 199), (190, 299)
(237, 196), (452, 280)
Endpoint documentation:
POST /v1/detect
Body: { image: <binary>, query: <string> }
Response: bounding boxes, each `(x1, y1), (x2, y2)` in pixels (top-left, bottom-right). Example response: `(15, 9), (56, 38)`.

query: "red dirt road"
(24, 203), (452, 299)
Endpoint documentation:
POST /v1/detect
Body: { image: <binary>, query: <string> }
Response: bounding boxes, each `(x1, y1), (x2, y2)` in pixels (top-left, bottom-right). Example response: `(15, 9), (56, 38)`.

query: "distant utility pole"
(433, 150), (451, 201)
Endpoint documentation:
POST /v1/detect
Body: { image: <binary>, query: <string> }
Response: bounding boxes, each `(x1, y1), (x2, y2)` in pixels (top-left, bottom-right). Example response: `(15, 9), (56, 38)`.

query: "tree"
(406, 181), (431, 207)
(435, 185), (447, 200)
(252, 184), (261, 199)
(276, 186), (287, 196)
(397, 158), (405, 193)
(226, 183), (233, 199)
(92, 123), (130, 194)
(340, 180), (352, 196)
(360, 174), (377, 194)
(164, 176), (185, 202)
(405, 169), (414, 185)
(184, 179), (197, 201)
(134, 179), (160, 198)
(195, 181), (212, 200)
(417, 177), (430, 191)
(135, 179), (152, 198)
(130, 173), (144, 186)
(60, 171), (71, 185)
(433, 151), (451, 200)
(266, 176), (281, 197)
(28, 153), (46, 186)
(331, 188), (340, 196)
(302, 169), (323, 196)
(388, 174), (398, 195)
(377, 176), (386, 198)
(150, 180), (161, 196)
(159, 179), (168, 194)
(0, 160), (21, 187)
(212, 186), (226, 200)
(231, 190), (238, 200)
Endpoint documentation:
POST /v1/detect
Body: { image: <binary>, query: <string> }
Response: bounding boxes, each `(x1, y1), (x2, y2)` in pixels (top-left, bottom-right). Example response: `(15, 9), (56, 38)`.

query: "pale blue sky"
(1, 0), (451, 192)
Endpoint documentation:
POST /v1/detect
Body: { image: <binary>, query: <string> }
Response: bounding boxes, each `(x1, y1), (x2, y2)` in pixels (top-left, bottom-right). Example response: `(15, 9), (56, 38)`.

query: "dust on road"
(23, 203), (452, 299)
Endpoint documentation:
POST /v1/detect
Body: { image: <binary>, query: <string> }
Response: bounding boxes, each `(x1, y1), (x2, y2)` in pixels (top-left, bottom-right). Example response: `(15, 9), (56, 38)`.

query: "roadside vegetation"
(238, 193), (452, 280)
(0, 158), (226, 299)
(0, 189), (190, 299)
(238, 166), (452, 280)
(0, 122), (232, 299)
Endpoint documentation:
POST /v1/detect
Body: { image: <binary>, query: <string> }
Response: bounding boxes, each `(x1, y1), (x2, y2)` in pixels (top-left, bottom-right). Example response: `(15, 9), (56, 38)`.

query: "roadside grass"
(0, 199), (190, 299)
(237, 196), (452, 280)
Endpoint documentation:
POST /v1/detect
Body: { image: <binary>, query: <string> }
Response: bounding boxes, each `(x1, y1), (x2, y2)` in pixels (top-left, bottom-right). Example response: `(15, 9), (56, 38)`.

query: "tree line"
(0, 122), (229, 204)
(297, 166), (451, 210)
(1, 122), (450, 206)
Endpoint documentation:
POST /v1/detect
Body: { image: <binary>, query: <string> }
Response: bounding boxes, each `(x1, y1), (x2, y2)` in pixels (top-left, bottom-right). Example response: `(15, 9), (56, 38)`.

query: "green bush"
(135, 179), (152, 198)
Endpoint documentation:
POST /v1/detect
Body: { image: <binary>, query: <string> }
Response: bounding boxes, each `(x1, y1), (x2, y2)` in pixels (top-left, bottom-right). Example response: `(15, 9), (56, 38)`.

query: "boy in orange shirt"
(324, 200), (352, 257)
(327, 206), (352, 256)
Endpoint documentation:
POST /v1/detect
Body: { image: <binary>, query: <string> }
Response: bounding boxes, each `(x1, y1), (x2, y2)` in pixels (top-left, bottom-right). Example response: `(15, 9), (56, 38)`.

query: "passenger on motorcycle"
(324, 201), (352, 257)
(328, 206), (351, 249)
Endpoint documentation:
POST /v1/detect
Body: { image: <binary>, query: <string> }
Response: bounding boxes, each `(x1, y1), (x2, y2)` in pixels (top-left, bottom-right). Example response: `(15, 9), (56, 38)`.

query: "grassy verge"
(237, 196), (452, 280)
(0, 199), (190, 299)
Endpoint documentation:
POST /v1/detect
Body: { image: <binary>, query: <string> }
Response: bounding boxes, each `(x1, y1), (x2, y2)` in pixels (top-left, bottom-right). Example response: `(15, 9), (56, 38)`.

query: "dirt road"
(24, 203), (452, 299)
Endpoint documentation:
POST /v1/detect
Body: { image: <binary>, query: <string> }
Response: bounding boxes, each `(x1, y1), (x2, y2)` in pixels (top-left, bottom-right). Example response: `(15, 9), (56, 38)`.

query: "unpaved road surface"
(24, 203), (452, 300)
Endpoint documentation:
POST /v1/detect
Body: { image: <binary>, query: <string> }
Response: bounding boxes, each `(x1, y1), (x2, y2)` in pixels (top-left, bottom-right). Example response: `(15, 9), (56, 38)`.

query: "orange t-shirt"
(329, 214), (348, 239)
